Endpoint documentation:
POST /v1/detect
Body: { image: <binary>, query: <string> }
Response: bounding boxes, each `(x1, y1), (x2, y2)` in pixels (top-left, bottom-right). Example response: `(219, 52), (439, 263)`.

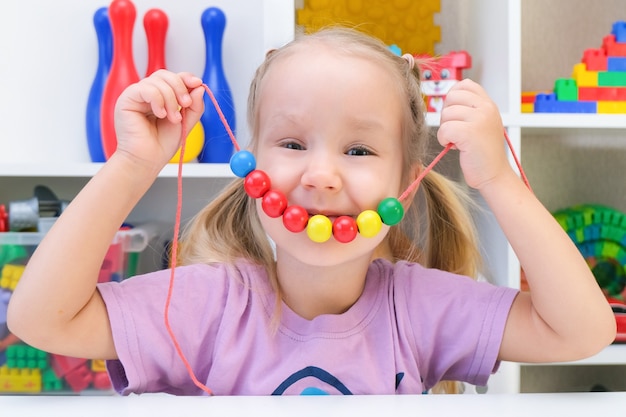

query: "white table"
(1, 392), (625, 417)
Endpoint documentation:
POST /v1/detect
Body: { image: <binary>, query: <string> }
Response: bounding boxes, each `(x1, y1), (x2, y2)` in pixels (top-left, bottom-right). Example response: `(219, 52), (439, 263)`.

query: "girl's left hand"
(437, 79), (509, 190)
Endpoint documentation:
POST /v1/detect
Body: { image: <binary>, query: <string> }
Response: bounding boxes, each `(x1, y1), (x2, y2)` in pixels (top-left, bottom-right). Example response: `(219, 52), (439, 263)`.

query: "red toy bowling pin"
(198, 7), (236, 163)
(143, 8), (168, 76)
(101, 0), (140, 160)
(143, 8), (204, 163)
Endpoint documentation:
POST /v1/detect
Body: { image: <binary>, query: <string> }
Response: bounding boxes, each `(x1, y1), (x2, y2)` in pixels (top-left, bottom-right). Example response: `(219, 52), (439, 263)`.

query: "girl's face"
(254, 44), (408, 266)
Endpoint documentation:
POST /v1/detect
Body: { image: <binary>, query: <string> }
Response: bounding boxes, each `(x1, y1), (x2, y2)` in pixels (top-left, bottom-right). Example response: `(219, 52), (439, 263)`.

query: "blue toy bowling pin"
(85, 7), (113, 162)
(199, 7), (236, 163)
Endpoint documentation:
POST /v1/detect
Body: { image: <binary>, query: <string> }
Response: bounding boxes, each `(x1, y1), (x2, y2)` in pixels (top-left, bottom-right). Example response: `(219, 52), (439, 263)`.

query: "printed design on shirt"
(396, 372), (404, 389)
(271, 366), (352, 395)
(271, 366), (407, 395)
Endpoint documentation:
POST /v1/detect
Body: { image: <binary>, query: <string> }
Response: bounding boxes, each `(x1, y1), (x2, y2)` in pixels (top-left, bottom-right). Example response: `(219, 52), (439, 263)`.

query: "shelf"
(515, 114), (626, 130)
(426, 112), (516, 127)
(0, 163), (234, 179)
(521, 344), (626, 367)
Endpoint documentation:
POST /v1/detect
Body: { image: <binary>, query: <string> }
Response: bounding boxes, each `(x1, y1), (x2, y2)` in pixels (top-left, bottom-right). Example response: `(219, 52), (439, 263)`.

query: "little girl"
(8, 27), (615, 395)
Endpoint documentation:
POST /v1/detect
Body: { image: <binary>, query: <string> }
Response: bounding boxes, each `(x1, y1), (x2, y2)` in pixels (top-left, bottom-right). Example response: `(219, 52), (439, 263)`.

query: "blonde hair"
(179, 27), (483, 394)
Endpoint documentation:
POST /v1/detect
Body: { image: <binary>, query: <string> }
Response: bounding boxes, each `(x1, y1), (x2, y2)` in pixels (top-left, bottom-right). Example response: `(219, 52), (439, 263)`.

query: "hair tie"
(402, 53), (415, 70)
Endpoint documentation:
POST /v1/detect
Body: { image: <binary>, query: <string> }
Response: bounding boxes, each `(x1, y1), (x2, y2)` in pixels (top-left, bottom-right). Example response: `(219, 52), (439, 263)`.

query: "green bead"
(377, 197), (404, 226)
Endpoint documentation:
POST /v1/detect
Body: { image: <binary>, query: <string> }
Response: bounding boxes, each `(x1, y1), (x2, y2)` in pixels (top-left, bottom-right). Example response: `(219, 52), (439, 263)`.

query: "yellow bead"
(307, 214), (333, 243)
(356, 210), (382, 238)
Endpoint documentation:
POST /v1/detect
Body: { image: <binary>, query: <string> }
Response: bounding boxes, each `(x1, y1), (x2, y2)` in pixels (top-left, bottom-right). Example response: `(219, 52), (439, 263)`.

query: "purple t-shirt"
(97, 258), (517, 395)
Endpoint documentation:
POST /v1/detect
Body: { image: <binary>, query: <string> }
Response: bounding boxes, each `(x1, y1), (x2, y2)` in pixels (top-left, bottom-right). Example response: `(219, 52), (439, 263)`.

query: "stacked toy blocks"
(0, 344), (111, 394)
(297, 0), (441, 55)
(526, 21), (626, 114)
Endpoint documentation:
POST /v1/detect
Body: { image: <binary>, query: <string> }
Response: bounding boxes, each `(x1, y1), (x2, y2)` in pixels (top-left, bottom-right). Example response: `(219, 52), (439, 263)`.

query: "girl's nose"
(300, 153), (342, 192)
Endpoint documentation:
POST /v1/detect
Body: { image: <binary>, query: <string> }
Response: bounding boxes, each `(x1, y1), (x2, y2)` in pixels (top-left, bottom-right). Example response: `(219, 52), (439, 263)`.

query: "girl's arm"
(438, 79), (616, 363)
(7, 71), (205, 360)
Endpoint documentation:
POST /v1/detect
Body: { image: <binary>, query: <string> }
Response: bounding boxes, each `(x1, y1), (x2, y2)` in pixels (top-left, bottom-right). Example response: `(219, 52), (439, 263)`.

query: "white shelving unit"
(434, 0), (626, 394)
(2, 0), (625, 394)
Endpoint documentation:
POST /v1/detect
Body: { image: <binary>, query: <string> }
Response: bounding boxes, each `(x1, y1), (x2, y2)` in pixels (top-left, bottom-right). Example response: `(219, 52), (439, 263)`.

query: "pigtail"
(178, 179), (275, 272)
(418, 170), (482, 279)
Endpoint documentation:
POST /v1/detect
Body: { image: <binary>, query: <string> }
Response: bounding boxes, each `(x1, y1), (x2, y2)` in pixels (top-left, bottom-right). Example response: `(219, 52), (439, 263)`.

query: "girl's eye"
(281, 141), (304, 151)
(346, 145), (373, 156)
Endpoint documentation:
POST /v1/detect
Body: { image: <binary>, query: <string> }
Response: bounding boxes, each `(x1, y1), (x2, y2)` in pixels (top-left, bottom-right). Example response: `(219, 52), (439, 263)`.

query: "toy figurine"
(418, 51), (472, 113)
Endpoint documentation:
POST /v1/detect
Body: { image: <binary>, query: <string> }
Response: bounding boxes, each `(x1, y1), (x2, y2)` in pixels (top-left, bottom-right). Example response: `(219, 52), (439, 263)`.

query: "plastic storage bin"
(0, 226), (152, 394)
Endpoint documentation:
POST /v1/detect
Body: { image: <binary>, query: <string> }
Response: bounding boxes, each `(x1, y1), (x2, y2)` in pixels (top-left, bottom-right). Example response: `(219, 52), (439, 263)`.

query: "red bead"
(283, 205), (309, 233)
(332, 216), (358, 243)
(262, 190), (288, 218)
(244, 170), (271, 198)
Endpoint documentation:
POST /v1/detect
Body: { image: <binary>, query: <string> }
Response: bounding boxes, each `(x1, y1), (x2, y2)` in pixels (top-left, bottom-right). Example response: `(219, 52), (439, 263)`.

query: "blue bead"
(230, 150), (256, 177)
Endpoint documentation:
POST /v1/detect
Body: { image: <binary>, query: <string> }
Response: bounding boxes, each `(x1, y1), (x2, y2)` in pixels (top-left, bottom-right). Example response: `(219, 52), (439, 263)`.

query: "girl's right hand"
(112, 70), (205, 172)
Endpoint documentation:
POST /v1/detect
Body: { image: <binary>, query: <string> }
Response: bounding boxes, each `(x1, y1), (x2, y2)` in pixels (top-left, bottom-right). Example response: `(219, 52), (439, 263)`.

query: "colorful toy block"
(572, 63), (598, 87)
(0, 366), (41, 393)
(296, 0), (441, 55)
(5, 345), (48, 370)
(41, 367), (64, 391)
(598, 101), (626, 114)
(552, 203), (626, 343)
(91, 359), (107, 372)
(534, 93), (596, 113)
(0, 205), (6, 233)
(530, 21), (626, 114)
(0, 264), (25, 291)
(608, 57), (626, 71)
(578, 86), (626, 101)
(613, 21), (626, 43)
(583, 48), (608, 71)
(604, 34), (626, 57)
(599, 71), (626, 87)
(554, 78), (578, 101)
(50, 354), (94, 393)
(93, 371), (112, 390)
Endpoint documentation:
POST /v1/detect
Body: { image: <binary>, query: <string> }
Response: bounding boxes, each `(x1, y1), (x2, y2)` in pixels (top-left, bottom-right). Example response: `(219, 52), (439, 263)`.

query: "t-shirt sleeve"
(96, 264), (229, 395)
(395, 262), (518, 389)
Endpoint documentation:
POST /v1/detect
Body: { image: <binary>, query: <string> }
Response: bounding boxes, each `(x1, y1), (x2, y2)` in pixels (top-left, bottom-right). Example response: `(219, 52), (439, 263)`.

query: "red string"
(398, 143), (453, 201)
(163, 105), (214, 396)
(398, 129), (531, 202)
(163, 84), (531, 396)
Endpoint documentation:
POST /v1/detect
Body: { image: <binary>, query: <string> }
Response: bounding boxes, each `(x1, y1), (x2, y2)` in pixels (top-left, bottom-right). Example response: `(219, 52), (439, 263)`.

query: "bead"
(262, 190), (288, 218)
(356, 210), (382, 238)
(244, 170), (271, 199)
(332, 216), (358, 243)
(283, 205), (309, 233)
(230, 150), (256, 178)
(307, 214), (333, 243)
(377, 197), (404, 226)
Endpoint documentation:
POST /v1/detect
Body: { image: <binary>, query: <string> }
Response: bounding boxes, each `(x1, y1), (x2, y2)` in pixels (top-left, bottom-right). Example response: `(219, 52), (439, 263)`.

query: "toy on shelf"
(416, 51), (472, 113)
(91, 0), (217, 163)
(198, 7), (236, 163)
(296, 0), (441, 55)
(85, 7), (112, 163)
(100, 0), (141, 160)
(7, 186), (69, 233)
(142, 7), (206, 164)
(525, 20), (626, 114)
(550, 204), (626, 343)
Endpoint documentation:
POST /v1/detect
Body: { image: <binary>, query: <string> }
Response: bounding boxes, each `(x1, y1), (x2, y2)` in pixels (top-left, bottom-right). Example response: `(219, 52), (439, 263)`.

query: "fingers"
(438, 79), (502, 145)
(439, 79), (488, 121)
(127, 70), (204, 124)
